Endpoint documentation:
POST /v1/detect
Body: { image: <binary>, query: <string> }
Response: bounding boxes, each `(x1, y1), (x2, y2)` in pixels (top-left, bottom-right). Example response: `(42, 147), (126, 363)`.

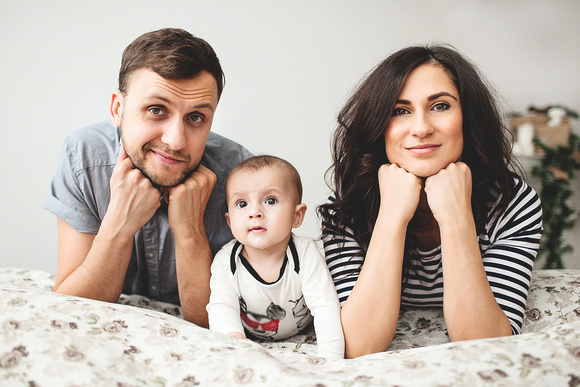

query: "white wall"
(1, 0), (579, 274)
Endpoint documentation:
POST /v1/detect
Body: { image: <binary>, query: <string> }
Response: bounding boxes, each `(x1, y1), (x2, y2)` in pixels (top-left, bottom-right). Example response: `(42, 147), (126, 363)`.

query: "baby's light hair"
(226, 155), (303, 202)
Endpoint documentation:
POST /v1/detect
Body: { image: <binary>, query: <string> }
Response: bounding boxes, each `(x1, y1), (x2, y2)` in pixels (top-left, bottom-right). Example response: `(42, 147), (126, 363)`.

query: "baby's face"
(225, 166), (302, 252)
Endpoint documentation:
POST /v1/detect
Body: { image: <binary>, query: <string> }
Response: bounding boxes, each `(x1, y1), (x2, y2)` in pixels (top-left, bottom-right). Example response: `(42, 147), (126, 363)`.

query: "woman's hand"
(377, 163), (422, 226)
(424, 162), (472, 226)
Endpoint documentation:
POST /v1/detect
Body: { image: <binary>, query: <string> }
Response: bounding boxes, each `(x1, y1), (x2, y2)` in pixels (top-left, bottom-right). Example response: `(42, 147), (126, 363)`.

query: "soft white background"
(1, 0), (579, 274)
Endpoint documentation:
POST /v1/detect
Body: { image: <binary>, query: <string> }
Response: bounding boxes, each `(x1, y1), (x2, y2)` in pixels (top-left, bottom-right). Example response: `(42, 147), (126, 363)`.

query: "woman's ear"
(292, 203), (307, 228)
(110, 90), (124, 127)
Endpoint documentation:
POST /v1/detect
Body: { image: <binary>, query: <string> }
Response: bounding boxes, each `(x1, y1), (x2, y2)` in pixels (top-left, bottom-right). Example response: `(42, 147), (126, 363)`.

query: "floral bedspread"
(1, 268), (579, 386)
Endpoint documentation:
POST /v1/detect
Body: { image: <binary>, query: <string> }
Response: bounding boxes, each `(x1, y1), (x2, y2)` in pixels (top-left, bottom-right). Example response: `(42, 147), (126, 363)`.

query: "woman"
(318, 44), (543, 358)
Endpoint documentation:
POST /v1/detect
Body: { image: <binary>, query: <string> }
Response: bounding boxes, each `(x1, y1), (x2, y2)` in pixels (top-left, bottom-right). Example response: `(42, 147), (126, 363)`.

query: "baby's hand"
(228, 332), (248, 340)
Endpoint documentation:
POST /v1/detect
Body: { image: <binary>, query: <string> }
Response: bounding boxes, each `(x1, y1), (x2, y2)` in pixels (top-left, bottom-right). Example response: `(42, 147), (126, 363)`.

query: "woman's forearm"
(439, 216), (512, 340)
(425, 163), (512, 340)
(340, 214), (407, 358)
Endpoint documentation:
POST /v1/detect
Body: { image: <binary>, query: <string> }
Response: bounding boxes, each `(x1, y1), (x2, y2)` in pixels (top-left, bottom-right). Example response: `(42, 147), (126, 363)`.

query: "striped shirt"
(323, 179), (543, 334)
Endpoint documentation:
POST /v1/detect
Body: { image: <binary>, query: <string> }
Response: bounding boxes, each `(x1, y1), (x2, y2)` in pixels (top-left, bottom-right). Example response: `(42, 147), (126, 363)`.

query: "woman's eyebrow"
(427, 91), (458, 101)
(395, 91), (458, 106)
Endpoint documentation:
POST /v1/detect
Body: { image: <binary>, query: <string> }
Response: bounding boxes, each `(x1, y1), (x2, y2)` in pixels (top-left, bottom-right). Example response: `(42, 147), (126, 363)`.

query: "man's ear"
(292, 203), (307, 228)
(110, 90), (124, 127)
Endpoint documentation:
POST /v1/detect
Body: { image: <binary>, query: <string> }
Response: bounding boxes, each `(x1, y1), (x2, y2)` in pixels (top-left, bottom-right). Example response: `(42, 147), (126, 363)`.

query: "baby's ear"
(224, 212), (231, 228)
(292, 203), (307, 228)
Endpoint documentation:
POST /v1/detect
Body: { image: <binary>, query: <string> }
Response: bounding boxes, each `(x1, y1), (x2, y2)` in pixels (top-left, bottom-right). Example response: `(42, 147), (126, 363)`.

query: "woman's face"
(384, 63), (463, 178)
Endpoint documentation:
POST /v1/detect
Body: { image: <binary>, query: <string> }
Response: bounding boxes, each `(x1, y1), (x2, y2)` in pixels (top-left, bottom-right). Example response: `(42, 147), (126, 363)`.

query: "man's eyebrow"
(146, 94), (216, 111)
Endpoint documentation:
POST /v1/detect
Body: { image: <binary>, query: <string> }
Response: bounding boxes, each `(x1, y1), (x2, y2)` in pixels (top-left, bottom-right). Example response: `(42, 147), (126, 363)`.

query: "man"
(44, 28), (252, 327)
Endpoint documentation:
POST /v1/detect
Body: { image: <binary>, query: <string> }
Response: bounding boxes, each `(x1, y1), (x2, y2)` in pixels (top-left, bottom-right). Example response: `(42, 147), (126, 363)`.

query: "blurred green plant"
(532, 133), (580, 269)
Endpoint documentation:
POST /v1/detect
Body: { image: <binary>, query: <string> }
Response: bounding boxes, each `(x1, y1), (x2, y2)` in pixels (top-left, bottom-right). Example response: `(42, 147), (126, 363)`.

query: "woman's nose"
(409, 113), (434, 138)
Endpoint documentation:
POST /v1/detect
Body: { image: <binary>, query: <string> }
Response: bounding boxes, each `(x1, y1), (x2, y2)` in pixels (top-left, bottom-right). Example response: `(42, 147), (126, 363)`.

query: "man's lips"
(151, 150), (184, 165)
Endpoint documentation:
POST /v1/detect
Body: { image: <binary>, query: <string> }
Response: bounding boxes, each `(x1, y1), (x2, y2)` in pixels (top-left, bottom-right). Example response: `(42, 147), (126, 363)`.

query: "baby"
(206, 155), (344, 359)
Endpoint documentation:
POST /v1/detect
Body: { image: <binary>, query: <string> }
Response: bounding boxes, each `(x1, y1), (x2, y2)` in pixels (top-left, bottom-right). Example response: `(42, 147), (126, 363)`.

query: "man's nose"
(161, 118), (187, 150)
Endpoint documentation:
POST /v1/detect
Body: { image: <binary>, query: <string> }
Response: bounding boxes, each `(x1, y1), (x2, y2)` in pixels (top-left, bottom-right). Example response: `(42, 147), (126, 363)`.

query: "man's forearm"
(55, 221), (134, 302)
(174, 231), (212, 327)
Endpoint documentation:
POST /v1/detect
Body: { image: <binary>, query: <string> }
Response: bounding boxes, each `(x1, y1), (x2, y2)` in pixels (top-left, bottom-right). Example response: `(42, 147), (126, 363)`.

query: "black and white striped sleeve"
(481, 180), (543, 334)
(322, 222), (365, 307)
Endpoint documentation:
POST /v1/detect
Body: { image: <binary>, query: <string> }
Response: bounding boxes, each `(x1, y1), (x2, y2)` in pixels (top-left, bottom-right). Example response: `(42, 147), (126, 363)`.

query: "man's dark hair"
(118, 28), (224, 98)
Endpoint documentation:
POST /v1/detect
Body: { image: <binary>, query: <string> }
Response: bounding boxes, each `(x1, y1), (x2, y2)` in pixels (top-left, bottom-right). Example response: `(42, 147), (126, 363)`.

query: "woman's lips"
(405, 144), (441, 154)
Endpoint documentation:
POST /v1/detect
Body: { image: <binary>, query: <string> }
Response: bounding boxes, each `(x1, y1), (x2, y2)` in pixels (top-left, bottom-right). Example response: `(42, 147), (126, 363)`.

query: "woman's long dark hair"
(318, 44), (521, 275)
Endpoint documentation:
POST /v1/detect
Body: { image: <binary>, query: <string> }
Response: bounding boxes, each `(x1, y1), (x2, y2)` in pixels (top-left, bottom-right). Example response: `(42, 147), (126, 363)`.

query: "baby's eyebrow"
(226, 191), (246, 201)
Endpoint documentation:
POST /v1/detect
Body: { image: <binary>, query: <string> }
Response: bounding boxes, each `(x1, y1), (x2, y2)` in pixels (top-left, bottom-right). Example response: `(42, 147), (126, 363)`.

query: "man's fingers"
(117, 143), (127, 162)
(117, 142), (132, 164)
(194, 164), (217, 187)
(115, 143), (136, 172)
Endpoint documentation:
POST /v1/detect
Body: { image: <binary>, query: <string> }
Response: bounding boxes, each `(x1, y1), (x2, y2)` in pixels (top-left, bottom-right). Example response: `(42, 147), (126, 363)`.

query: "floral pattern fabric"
(1, 268), (580, 386)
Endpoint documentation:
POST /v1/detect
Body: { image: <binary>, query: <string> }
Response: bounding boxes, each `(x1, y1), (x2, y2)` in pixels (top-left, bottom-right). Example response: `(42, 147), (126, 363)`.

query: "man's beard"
(121, 135), (195, 188)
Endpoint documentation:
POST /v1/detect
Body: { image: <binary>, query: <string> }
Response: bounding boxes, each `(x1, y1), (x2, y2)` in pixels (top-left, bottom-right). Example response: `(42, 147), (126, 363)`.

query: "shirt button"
(146, 253), (154, 258)
(151, 286), (157, 291)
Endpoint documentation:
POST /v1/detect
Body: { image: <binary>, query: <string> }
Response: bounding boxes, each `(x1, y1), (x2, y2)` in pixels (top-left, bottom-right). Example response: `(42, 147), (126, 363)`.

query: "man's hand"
(102, 145), (161, 237)
(162, 164), (217, 238)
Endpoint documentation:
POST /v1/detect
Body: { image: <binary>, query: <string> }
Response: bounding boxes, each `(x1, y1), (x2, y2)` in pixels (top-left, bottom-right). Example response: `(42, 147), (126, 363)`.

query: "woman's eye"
(236, 200), (247, 209)
(432, 102), (450, 112)
(392, 107), (409, 116)
(265, 197), (277, 205)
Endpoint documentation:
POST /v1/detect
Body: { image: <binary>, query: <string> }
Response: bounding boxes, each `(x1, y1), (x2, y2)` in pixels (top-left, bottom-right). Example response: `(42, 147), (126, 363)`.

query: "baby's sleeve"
(206, 245), (245, 336)
(298, 238), (345, 359)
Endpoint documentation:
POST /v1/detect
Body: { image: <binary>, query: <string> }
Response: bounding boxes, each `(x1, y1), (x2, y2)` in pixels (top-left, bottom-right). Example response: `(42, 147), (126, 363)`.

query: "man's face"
(111, 68), (219, 187)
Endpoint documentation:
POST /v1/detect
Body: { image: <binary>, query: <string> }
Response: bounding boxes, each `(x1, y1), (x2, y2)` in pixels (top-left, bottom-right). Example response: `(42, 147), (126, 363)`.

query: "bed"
(1, 267), (579, 386)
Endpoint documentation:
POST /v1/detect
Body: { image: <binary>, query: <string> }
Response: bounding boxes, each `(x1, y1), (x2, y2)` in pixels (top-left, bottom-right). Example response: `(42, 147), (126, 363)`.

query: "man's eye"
(149, 107), (164, 115)
(236, 200), (247, 209)
(432, 102), (450, 112)
(188, 114), (204, 123)
(265, 197), (277, 205)
(392, 107), (409, 116)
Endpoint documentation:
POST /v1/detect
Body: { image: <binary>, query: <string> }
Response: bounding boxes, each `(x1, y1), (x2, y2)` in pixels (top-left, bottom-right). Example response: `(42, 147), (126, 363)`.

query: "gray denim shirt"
(44, 120), (252, 305)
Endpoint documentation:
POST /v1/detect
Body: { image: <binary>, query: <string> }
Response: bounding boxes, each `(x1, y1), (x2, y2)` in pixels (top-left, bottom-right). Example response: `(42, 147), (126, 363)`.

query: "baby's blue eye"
(236, 200), (248, 209)
(265, 197), (277, 205)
